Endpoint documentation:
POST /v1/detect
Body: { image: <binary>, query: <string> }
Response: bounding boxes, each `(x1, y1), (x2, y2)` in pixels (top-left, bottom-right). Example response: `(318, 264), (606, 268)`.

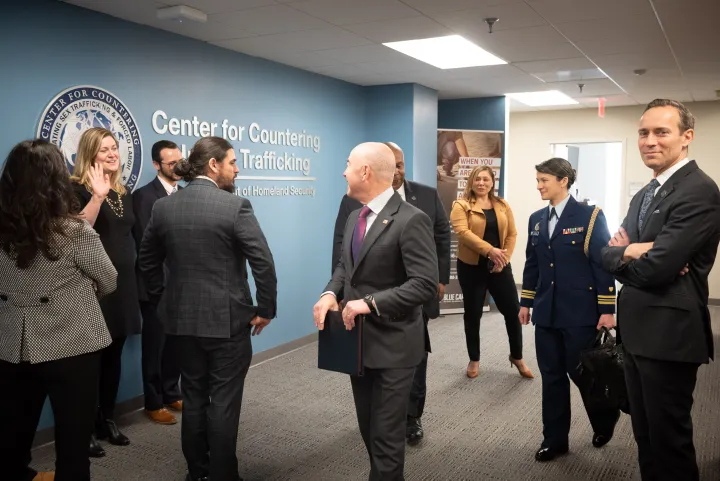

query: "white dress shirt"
(654, 158), (689, 194)
(363, 186), (395, 235)
(321, 186), (396, 311)
(157, 175), (177, 195)
(548, 194), (571, 237)
(395, 182), (406, 201)
(196, 175), (218, 187)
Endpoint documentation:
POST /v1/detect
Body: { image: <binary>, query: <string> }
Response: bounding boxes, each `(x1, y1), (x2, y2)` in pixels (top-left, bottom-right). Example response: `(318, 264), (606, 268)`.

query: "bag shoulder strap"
(584, 206), (601, 257)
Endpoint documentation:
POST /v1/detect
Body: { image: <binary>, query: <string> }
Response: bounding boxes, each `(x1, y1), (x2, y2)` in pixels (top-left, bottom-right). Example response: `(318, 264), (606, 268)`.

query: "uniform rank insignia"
(562, 226), (585, 235)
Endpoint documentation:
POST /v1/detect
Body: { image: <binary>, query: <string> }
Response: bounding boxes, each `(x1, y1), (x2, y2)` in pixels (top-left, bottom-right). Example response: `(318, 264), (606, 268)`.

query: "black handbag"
(577, 327), (630, 414)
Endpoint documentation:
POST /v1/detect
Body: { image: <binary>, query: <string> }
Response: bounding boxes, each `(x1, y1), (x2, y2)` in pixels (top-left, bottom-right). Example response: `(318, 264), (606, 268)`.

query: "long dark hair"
(174, 136), (233, 182)
(0, 139), (82, 268)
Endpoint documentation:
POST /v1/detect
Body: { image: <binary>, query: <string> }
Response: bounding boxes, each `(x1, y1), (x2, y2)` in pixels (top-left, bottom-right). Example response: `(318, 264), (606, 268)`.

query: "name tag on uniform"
(562, 227), (584, 235)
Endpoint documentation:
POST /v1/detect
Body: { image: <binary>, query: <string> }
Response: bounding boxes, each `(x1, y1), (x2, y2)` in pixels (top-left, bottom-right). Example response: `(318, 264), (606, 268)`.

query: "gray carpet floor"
(32, 309), (720, 480)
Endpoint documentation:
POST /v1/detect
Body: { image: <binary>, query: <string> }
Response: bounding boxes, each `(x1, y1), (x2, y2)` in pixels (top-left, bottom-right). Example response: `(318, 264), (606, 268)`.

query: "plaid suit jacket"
(138, 178), (277, 338)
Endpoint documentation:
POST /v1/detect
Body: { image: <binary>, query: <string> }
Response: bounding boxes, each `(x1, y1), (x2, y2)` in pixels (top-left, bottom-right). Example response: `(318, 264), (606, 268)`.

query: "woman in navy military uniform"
(519, 157), (620, 462)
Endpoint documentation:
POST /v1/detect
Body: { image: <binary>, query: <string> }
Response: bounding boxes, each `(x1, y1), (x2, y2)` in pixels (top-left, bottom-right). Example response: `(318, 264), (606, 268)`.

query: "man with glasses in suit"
(132, 140), (183, 425)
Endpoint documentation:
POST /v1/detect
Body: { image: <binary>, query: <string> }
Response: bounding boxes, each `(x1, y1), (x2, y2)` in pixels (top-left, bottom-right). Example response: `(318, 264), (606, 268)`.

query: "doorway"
(550, 142), (623, 234)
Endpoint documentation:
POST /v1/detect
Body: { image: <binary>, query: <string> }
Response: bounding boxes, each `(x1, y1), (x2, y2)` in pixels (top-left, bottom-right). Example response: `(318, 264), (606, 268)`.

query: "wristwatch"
(364, 294), (378, 315)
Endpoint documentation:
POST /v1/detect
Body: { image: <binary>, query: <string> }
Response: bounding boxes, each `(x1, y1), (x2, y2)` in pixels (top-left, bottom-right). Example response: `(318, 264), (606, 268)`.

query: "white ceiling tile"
(514, 57), (594, 74)
(589, 52), (676, 70)
(460, 25), (582, 62)
(251, 49), (341, 69)
(576, 94), (638, 107)
(342, 16), (453, 43)
(526, 0), (653, 24)
(632, 90), (695, 104)
(62, 0), (719, 101)
(535, 68), (606, 83)
(689, 91), (719, 102)
(154, 0), (277, 15)
(207, 5), (332, 35)
(395, 0), (519, 16)
(312, 45), (413, 64)
(680, 61), (720, 75)
(212, 27), (373, 54)
(429, 2), (548, 33)
(554, 14), (665, 44)
(64, 0), (257, 42)
(287, 0), (419, 26)
(551, 78), (625, 97)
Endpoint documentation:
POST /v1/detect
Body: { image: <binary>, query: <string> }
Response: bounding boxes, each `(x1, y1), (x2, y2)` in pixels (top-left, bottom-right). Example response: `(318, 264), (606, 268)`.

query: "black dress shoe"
(406, 416), (424, 446)
(185, 474), (210, 481)
(89, 434), (106, 458)
(592, 433), (612, 448)
(535, 445), (568, 462)
(97, 418), (130, 446)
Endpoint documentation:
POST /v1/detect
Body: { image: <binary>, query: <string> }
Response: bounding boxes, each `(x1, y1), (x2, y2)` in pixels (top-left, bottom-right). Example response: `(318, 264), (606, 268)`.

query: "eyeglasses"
(158, 159), (185, 168)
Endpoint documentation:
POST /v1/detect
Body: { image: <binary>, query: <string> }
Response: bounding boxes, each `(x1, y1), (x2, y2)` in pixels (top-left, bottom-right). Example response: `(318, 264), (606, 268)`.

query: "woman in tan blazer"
(450, 166), (533, 379)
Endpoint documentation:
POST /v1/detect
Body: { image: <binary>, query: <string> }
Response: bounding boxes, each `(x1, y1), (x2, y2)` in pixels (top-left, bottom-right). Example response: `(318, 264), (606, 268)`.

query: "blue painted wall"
(1, 0), (367, 429)
(365, 84), (415, 180)
(412, 85), (439, 187)
(438, 96), (507, 196)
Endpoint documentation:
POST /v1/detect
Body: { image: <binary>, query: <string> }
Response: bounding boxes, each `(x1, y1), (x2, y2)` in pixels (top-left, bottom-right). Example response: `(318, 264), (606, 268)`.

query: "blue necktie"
(638, 179), (660, 231)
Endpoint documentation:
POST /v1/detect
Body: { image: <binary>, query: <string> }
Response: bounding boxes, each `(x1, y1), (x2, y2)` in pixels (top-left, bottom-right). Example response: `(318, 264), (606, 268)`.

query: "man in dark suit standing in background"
(602, 99), (720, 481)
(332, 142), (450, 446)
(139, 136), (277, 481)
(315, 142), (438, 481)
(132, 140), (183, 425)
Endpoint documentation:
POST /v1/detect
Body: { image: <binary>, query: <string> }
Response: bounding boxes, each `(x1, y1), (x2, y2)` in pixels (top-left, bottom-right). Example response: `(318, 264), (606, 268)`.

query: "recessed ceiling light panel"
(505, 90), (579, 107)
(383, 35), (506, 69)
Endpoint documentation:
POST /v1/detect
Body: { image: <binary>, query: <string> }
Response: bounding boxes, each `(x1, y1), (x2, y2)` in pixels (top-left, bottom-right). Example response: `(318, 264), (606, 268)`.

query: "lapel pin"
(382, 219), (388, 224)
(412, 196), (416, 201)
(660, 191), (667, 198)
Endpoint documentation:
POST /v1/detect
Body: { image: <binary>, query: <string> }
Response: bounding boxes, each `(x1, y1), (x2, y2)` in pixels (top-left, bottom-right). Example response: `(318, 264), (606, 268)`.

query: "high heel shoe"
(89, 434), (106, 458)
(509, 355), (535, 379)
(466, 361), (479, 378)
(96, 418), (130, 446)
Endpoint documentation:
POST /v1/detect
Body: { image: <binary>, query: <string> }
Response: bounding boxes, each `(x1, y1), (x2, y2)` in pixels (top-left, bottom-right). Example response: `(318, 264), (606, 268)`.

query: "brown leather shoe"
(466, 361), (479, 379)
(33, 473), (55, 481)
(166, 400), (183, 412)
(509, 356), (535, 379)
(146, 408), (177, 425)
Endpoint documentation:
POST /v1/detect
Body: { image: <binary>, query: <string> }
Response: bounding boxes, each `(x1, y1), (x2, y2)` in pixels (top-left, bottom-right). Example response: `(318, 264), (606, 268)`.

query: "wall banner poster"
(437, 129), (504, 314)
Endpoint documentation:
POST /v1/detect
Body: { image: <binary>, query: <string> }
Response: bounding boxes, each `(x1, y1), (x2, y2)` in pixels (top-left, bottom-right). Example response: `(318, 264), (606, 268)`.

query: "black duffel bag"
(577, 327), (630, 414)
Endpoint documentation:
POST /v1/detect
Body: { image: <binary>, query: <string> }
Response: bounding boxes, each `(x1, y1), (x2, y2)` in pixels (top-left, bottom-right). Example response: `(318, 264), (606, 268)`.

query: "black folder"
(318, 311), (364, 376)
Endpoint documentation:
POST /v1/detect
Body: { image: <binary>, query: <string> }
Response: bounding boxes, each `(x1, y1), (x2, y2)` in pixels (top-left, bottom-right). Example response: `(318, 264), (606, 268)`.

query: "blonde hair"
(70, 127), (126, 196)
(462, 165), (504, 205)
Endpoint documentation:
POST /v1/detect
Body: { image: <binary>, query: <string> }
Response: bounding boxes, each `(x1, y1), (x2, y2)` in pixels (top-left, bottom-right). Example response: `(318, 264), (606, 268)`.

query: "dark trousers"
(0, 352), (100, 481)
(407, 352), (428, 419)
(351, 366), (416, 481)
(98, 336), (126, 419)
(170, 331), (252, 481)
(141, 302), (181, 410)
(535, 326), (620, 449)
(624, 350), (700, 481)
(457, 260), (523, 361)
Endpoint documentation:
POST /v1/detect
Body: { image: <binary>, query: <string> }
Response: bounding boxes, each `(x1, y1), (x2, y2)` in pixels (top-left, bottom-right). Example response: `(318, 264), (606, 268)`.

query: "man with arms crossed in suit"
(132, 140), (183, 425)
(314, 142), (438, 480)
(602, 99), (720, 481)
(331, 142), (450, 445)
(139, 136), (277, 481)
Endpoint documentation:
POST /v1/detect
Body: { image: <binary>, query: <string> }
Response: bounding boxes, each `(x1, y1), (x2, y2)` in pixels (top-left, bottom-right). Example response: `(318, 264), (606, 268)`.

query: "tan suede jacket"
(450, 197), (518, 265)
